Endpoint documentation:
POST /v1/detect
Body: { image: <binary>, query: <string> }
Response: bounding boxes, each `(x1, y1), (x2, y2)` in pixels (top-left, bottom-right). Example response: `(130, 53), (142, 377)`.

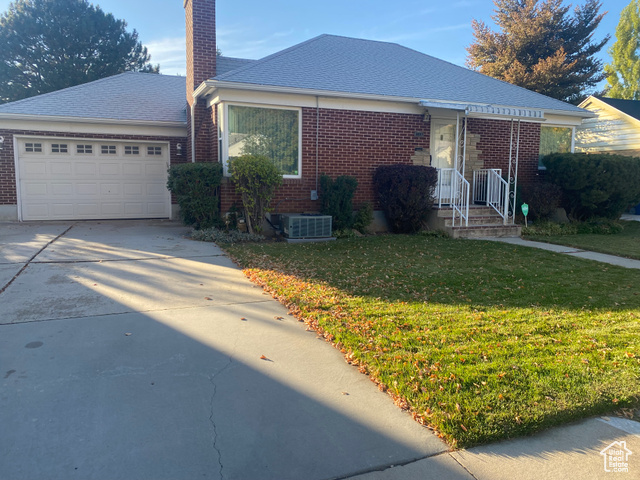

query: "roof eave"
(0, 112), (187, 128)
(196, 80), (595, 120)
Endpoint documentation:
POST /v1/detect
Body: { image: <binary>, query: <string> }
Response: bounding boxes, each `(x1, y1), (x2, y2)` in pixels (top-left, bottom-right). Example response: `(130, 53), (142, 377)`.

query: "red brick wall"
(0, 130), (187, 205)
(220, 107), (431, 213)
(185, 0), (216, 163)
(468, 118), (541, 187)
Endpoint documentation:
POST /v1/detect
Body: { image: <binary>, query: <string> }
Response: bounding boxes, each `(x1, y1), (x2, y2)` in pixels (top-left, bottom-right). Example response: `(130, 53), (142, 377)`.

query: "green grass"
(225, 236), (640, 448)
(524, 220), (640, 260)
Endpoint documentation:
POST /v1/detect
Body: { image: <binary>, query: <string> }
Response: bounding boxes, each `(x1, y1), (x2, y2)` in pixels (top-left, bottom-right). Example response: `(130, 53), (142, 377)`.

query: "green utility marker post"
(521, 203), (529, 228)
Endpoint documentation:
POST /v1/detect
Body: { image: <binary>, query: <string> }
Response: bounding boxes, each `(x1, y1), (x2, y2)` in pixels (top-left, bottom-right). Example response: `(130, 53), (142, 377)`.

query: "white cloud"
(145, 36), (186, 75)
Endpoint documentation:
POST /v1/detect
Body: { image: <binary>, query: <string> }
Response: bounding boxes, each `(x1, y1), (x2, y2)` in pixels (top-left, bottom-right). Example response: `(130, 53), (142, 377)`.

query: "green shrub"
(230, 155), (282, 234)
(167, 162), (223, 229)
(576, 218), (624, 235)
(522, 221), (578, 236)
(373, 164), (438, 233)
(543, 153), (640, 220)
(353, 202), (374, 234)
(519, 182), (563, 220)
(319, 174), (358, 231)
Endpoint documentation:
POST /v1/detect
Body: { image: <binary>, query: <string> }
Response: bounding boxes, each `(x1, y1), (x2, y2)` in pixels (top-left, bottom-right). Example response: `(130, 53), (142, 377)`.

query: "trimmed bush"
(353, 202), (374, 234)
(373, 164), (438, 233)
(543, 153), (640, 220)
(320, 174), (358, 231)
(167, 162), (223, 229)
(519, 182), (563, 221)
(230, 154), (282, 234)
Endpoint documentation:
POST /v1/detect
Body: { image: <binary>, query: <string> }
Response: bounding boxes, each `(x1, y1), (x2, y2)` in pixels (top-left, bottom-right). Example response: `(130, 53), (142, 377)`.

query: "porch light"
(0, 136), (4, 149)
(177, 143), (183, 156)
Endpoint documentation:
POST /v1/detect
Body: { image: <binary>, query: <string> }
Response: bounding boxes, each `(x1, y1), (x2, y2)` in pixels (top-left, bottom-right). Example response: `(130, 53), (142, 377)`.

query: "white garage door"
(17, 138), (170, 221)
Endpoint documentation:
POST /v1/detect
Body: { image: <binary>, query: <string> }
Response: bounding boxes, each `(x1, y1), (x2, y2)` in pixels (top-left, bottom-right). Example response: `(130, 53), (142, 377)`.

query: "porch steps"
(429, 205), (522, 239)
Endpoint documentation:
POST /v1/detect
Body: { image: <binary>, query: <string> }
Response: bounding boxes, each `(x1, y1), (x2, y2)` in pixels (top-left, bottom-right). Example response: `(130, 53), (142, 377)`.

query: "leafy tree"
(466, 0), (609, 104)
(605, 0), (640, 100)
(0, 0), (159, 104)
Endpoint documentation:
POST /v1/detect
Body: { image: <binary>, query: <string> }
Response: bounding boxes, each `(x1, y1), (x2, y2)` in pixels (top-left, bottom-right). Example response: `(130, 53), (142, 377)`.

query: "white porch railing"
(435, 168), (469, 227)
(486, 169), (509, 224)
(472, 169), (501, 204)
(451, 170), (469, 227)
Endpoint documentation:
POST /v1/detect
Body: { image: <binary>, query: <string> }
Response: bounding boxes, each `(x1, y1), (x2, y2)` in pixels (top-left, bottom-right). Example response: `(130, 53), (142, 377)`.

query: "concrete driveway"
(0, 220), (448, 480)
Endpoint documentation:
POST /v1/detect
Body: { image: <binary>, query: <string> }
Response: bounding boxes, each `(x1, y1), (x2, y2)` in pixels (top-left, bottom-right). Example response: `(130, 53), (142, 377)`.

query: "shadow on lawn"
(234, 236), (640, 313)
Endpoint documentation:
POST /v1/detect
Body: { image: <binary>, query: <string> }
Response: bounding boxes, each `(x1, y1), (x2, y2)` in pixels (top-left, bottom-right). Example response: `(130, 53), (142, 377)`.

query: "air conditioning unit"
(280, 214), (332, 239)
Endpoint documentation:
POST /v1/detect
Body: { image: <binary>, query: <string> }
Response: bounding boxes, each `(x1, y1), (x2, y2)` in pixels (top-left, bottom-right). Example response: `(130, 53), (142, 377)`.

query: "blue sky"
(0, 0), (628, 76)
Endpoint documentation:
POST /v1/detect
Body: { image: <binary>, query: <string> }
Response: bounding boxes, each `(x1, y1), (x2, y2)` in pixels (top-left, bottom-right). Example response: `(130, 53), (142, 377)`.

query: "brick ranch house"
(0, 0), (592, 235)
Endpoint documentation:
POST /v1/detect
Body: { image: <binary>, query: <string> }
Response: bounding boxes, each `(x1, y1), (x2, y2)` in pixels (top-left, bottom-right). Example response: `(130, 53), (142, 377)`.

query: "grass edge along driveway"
(224, 235), (640, 448)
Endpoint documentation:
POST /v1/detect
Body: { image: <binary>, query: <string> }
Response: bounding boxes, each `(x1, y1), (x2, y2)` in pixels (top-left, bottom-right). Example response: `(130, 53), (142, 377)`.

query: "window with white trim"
(124, 145), (140, 155)
(51, 143), (68, 153)
(76, 144), (93, 154)
(539, 126), (573, 169)
(220, 103), (301, 177)
(147, 146), (162, 156)
(25, 142), (43, 153)
(101, 145), (117, 155)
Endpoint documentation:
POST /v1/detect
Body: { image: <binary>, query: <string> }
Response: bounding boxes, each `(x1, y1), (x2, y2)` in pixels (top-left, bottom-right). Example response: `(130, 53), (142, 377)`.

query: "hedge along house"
(0, 0), (592, 235)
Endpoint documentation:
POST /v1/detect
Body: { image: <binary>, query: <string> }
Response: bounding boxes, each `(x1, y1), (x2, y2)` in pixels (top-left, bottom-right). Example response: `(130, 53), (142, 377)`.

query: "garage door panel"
(50, 162), (72, 176)
(99, 163), (120, 175)
(51, 183), (74, 195)
(75, 183), (99, 195)
(123, 164), (142, 176)
(101, 184), (121, 196)
(18, 139), (170, 221)
(23, 182), (48, 196)
(124, 203), (144, 215)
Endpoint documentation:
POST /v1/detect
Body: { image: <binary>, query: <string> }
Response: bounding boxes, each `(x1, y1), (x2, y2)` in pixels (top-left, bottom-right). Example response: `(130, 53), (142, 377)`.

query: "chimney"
(184, 0), (216, 106)
(184, 0), (216, 163)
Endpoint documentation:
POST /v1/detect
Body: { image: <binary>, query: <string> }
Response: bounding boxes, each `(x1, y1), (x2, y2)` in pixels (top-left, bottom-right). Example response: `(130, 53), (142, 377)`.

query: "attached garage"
(16, 137), (171, 221)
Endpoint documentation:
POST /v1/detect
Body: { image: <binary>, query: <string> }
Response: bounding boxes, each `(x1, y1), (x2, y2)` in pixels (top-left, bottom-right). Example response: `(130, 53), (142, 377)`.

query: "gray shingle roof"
(214, 34), (585, 115)
(596, 96), (640, 121)
(216, 56), (257, 75)
(0, 72), (187, 123)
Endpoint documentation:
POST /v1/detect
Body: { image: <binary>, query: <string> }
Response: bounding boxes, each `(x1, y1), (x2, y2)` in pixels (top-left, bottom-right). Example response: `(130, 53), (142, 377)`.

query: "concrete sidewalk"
(480, 236), (640, 270)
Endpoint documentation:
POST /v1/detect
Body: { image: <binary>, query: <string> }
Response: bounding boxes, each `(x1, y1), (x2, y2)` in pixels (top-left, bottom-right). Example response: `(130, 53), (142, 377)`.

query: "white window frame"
(538, 125), (575, 170)
(219, 101), (302, 179)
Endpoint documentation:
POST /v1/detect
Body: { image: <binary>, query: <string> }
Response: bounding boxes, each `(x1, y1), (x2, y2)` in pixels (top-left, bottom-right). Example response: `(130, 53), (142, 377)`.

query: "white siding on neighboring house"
(575, 97), (640, 156)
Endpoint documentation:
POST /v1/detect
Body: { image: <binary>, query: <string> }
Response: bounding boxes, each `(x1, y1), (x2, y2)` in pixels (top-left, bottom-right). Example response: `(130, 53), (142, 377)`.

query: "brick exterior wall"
(218, 111), (545, 215)
(185, 0), (216, 163)
(0, 129), (187, 205)
(467, 118), (542, 187)
(220, 107), (431, 213)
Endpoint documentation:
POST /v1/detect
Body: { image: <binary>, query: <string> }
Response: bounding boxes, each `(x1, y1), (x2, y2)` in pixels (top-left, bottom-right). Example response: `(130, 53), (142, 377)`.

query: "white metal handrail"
(451, 170), (469, 227)
(436, 168), (455, 207)
(487, 169), (509, 224)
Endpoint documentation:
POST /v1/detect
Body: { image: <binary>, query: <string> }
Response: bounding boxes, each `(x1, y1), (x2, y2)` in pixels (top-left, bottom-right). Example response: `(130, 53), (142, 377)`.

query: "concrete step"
(449, 224), (522, 239)
(443, 215), (505, 227)
(434, 206), (496, 217)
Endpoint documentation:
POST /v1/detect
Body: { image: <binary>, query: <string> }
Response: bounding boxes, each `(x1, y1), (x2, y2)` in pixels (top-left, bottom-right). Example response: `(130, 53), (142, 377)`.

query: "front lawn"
(225, 236), (640, 448)
(524, 220), (640, 260)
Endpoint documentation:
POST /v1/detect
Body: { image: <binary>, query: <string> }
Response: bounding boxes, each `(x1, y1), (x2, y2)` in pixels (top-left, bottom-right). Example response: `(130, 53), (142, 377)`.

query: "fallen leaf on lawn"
(240, 317), (247, 321)
(260, 355), (268, 360)
(341, 392), (349, 395)
(274, 316), (284, 320)
(205, 297), (213, 301)
(460, 424), (468, 432)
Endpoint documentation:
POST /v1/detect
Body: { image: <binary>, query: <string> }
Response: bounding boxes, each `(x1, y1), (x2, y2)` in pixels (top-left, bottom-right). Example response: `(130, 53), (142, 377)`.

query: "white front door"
(431, 120), (457, 201)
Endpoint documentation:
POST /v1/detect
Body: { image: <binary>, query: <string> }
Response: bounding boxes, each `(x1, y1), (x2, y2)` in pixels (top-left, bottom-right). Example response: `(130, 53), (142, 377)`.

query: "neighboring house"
(0, 0), (592, 232)
(576, 95), (640, 157)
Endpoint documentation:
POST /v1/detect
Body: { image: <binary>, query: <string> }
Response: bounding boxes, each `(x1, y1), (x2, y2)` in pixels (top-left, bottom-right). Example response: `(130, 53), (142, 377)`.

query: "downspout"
(315, 96), (320, 196)
(512, 120), (521, 225)
(190, 97), (197, 163)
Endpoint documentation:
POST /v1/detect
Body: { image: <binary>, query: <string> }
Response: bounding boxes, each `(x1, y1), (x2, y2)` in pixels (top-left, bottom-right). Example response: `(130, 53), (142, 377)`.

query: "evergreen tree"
(0, 0), (159, 104)
(466, 0), (609, 104)
(605, 1), (640, 100)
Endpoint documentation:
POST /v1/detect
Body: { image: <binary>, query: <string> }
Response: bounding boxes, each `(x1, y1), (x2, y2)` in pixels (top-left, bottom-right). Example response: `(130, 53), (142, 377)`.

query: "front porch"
(419, 101), (536, 238)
